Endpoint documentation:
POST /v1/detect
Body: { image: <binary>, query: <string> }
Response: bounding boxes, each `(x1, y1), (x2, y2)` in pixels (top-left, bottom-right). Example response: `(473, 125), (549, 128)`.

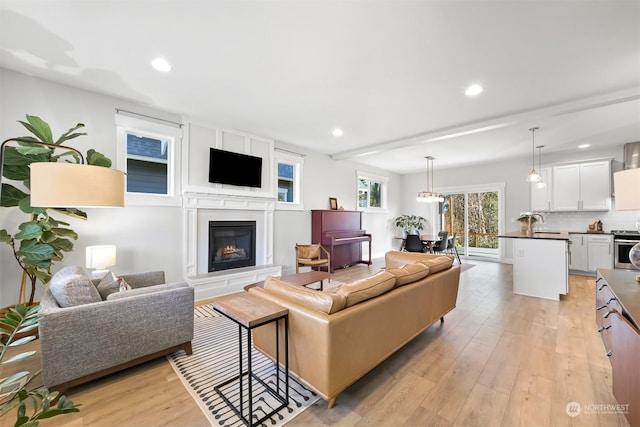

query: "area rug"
(168, 305), (319, 427)
(460, 263), (476, 273)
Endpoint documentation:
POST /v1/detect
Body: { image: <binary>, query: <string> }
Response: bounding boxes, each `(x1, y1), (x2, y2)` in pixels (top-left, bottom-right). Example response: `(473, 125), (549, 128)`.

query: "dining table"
(396, 234), (447, 253)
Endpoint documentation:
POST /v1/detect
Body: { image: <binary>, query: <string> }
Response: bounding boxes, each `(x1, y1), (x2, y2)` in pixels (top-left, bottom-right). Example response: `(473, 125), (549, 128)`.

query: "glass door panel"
(442, 191), (499, 259)
(442, 194), (466, 256)
(467, 192), (499, 258)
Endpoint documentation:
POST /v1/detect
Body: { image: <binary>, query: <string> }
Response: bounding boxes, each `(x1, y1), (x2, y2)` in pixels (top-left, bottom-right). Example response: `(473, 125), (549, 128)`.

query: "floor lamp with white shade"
(0, 135), (125, 304)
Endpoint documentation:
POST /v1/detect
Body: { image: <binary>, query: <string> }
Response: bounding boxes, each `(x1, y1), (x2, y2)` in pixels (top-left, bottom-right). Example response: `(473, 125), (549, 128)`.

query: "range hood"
(623, 142), (640, 169)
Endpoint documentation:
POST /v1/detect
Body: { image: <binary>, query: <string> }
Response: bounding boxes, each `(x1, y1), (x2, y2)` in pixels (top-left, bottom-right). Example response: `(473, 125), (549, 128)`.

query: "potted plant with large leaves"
(394, 214), (427, 236)
(0, 115), (113, 306)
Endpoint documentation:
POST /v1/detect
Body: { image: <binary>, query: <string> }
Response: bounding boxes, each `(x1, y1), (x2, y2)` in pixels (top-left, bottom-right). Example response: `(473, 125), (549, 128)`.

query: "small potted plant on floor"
(394, 215), (427, 236)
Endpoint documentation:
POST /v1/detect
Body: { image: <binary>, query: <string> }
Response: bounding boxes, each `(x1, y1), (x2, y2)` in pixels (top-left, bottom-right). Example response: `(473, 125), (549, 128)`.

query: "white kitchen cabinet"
(531, 167), (552, 212)
(569, 233), (614, 272)
(552, 160), (611, 212)
(580, 162), (611, 210)
(553, 164), (580, 211)
(587, 234), (614, 271)
(569, 234), (587, 271)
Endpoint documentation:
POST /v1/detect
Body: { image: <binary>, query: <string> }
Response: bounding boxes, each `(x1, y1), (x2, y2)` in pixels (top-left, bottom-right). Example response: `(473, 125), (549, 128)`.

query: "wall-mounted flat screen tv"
(208, 148), (262, 188)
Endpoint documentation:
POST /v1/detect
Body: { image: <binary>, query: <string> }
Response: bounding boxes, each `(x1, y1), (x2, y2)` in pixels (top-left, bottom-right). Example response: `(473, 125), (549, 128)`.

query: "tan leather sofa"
(247, 251), (460, 408)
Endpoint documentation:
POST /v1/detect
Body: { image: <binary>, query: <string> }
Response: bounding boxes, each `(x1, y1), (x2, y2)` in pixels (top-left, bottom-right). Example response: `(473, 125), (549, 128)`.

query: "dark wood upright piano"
(311, 210), (372, 272)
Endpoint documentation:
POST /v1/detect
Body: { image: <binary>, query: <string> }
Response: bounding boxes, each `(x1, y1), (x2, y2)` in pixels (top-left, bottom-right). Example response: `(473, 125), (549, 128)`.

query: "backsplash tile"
(538, 210), (639, 233)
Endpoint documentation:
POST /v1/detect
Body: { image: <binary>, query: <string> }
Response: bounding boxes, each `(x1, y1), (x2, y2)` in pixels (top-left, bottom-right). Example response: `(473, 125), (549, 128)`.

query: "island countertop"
(501, 231), (569, 300)
(498, 230), (570, 240)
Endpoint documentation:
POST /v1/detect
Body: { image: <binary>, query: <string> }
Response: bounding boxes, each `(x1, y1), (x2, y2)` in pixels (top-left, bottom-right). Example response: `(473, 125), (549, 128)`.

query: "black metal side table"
(211, 293), (289, 427)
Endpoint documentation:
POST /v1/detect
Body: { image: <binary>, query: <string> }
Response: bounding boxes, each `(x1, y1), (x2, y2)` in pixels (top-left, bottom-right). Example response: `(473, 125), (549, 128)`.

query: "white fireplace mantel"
(183, 191), (276, 212)
(182, 191), (281, 300)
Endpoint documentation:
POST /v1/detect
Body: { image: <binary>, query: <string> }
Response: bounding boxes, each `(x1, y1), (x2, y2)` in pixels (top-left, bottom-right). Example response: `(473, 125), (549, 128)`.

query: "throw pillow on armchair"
(49, 266), (102, 308)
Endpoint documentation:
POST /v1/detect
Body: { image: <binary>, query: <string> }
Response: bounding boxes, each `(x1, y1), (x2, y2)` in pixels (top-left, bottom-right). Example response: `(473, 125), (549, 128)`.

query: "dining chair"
(431, 231), (449, 253)
(447, 232), (462, 264)
(403, 234), (426, 253)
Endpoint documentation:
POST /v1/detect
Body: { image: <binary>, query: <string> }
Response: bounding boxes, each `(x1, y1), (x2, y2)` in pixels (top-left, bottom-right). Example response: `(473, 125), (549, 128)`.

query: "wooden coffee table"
(245, 271), (331, 291)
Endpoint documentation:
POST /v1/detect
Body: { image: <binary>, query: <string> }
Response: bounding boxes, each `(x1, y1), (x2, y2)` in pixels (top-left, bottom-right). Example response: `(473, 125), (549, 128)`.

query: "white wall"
(0, 69), (186, 305)
(0, 68), (402, 305)
(272, 145), (402, 275)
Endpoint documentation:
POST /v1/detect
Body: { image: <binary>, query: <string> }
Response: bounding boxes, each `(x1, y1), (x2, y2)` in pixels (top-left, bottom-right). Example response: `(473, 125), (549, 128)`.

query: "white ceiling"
(1, 1), (639, 174)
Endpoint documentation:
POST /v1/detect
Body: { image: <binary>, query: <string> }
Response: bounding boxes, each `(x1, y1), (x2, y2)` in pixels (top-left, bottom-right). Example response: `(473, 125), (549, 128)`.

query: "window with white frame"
(357, 170), (388, 212)
(275, 150), (304, 210)
(115, 112), (182, 206)
(126, 134), (168, 194)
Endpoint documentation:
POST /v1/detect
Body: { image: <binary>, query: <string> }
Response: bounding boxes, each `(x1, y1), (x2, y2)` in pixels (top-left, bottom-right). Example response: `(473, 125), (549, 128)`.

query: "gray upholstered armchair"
(39, 269), (194, 394)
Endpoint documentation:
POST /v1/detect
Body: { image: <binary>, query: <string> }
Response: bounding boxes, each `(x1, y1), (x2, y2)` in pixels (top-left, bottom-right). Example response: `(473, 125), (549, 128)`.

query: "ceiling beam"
(330, 87), (640, 161)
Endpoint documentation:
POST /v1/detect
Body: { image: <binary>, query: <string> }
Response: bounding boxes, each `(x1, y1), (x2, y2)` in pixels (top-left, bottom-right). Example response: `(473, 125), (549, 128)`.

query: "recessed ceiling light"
(578, 144), (590, 149)
(151, 58), (172, 72)
(332, 128), (344, 137)
(465, 84), (483, 97)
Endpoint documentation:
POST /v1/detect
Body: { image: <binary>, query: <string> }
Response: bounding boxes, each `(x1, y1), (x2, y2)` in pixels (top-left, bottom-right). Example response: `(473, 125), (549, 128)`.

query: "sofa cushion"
(264, 276), (345, 314)
(417, 255), (454, 274)
(49, 266), (102, 308)
(331, 270), (396, 307)
(96, 271), (120, 300)
(386, 262), (430, 287)
(385, 251), (454, 273)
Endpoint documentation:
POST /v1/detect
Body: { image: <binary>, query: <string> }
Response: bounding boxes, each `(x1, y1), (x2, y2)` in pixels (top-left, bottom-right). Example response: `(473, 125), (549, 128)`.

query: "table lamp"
(86, 245), (117, 278)
(613, 168), (640, 279)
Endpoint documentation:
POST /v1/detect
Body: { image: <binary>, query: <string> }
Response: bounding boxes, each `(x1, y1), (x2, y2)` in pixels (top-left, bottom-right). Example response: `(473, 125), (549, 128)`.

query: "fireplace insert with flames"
(208, 221), (256, 271)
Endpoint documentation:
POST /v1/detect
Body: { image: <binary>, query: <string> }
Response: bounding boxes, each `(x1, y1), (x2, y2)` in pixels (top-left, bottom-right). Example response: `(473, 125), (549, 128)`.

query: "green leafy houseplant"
(0, 304), (79, 426)
(0, 115), (113, 305)
(394, 215), (427, 235)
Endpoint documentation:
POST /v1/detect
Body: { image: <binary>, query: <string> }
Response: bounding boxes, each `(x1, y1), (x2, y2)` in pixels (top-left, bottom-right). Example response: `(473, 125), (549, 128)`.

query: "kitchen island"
(499, 231), (569, 301)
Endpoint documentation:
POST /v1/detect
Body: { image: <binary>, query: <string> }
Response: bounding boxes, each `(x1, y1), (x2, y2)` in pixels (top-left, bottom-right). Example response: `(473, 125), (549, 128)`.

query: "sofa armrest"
(39, 283), (194, 388)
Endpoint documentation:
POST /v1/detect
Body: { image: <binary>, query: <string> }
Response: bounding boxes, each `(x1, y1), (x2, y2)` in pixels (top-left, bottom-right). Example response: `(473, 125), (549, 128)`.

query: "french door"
(441, 190), (500, 259)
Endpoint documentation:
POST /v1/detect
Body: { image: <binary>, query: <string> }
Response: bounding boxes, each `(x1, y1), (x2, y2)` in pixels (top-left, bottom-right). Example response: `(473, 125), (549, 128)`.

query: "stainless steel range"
(612, 230), (640, 270)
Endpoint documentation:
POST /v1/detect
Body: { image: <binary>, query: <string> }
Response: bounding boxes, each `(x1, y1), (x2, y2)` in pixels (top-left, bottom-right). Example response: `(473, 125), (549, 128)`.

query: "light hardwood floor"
(3, 259), (629, 427)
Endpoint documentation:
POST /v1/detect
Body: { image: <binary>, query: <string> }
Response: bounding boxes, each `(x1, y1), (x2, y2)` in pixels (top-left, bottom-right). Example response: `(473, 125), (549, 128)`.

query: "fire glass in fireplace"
(208, 221), (256, 272)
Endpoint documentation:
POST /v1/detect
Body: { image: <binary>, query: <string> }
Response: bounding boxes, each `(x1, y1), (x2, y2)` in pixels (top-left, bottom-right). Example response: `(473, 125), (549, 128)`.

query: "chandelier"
(416, 156), (444, 203)
(526, 127), (542, 183)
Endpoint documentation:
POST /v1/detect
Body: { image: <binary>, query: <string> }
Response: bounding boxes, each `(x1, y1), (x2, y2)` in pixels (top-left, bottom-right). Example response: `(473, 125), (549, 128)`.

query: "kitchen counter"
(569, 231), (614, 234)
(499, 230), (570, 240)
(499, 231), (569, 300)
